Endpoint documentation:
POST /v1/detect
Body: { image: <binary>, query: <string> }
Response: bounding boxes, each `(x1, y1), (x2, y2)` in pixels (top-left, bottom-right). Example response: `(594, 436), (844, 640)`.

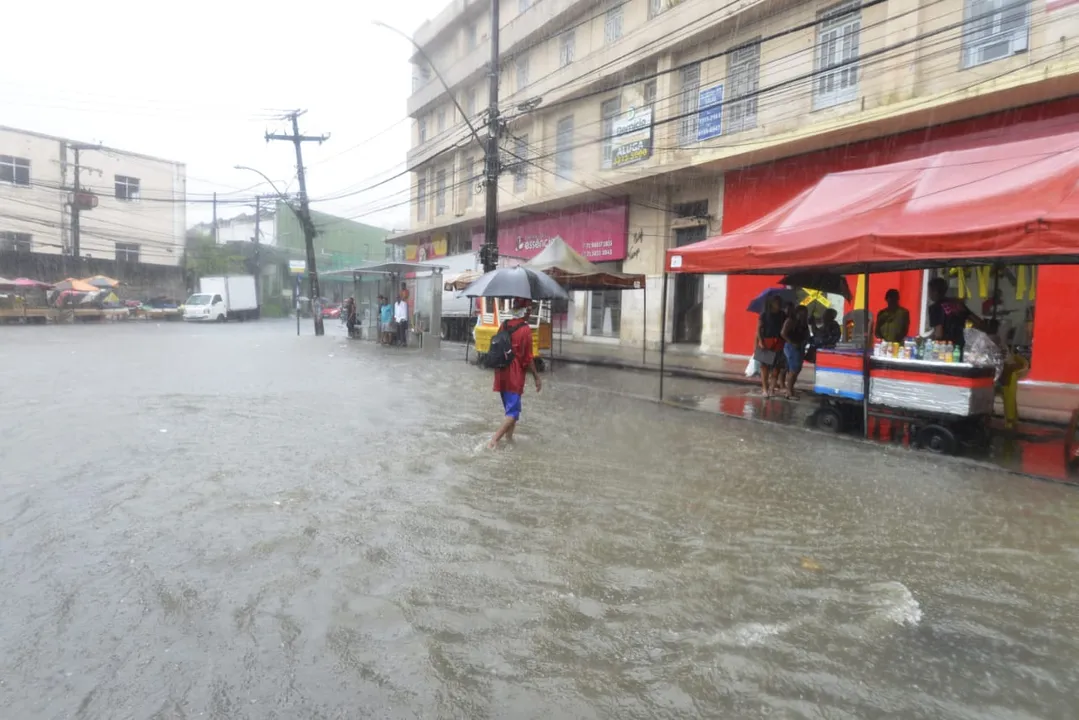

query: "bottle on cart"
(953, 344), (962, 363)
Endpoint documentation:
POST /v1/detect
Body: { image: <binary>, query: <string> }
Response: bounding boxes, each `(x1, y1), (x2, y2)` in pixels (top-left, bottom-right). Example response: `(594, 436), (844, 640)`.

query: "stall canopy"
(527, 236), (644, 289)
(666, 130), (1079, 275)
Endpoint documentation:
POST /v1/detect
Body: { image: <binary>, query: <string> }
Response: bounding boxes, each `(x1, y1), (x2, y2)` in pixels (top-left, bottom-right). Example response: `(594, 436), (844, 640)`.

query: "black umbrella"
(464, 266), (569, 300)
(779, 271), (852, 301)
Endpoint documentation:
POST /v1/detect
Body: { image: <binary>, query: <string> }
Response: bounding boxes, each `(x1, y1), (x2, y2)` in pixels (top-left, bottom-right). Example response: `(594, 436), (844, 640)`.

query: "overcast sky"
(3, 0), (449, 232)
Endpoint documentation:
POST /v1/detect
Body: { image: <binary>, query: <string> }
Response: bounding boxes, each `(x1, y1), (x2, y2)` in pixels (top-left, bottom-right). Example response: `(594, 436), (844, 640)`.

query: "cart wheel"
(918, 424), (957, 455)
(535, 358), (546, 373)
(814, 407), (843, 433)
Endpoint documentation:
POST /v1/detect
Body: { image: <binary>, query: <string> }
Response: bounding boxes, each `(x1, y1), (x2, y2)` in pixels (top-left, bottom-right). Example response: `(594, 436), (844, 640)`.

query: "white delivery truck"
(428, 252), (481, 342)
(183, 275), (259, 322)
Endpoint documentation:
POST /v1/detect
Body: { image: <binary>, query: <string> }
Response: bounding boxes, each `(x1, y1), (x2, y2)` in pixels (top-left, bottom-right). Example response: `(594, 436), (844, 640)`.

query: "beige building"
(0, 126), (186, 267)
(395, 0), (1079, 355)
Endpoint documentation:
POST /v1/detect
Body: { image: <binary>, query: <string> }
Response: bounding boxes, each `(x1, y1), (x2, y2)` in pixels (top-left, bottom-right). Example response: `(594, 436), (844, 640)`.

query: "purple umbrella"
(746, 287), (798, 314)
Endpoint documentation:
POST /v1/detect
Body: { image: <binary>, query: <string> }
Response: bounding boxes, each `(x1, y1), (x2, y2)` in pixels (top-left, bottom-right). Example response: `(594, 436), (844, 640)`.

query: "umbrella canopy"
(746, 287), (798, 313)
(445, 269), (484, 292)
(526, 236), (645, 290)
(778, 272), (852, 301)
(463, 266), (569, 300)
(53, 278), (98, 293)
(13, 278), (53, 289)
(83, 275), (120, 289)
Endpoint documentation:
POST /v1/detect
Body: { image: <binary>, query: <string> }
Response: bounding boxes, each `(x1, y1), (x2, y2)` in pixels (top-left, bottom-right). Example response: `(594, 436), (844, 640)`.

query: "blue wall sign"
(697, 83), (725, 142)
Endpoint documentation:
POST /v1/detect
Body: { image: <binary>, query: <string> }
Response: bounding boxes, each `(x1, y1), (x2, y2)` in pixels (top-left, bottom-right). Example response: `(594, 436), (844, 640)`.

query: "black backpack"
(484, 320), (528, 370)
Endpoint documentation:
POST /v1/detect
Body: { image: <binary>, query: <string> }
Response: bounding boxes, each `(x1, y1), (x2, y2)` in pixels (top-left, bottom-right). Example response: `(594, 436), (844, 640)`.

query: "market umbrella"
(0, 277), (15, 290)
(52, 278), (98, 293)
(746, 287), (798, 313)
(445, 269), (483, 292)
(463, 266), (569, 300)
(778, 271), (852, 301)
(82, 275), (120, 289)
(14, 278), (53, 289)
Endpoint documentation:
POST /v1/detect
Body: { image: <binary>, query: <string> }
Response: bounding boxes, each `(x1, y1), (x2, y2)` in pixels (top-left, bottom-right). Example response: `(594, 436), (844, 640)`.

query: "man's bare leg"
(488, 416), (517, 449)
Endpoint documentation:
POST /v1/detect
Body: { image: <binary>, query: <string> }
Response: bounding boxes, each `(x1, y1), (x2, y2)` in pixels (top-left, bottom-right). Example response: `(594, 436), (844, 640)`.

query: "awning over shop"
(526, 236), (644, 290)
(666, 131), (1079, 275)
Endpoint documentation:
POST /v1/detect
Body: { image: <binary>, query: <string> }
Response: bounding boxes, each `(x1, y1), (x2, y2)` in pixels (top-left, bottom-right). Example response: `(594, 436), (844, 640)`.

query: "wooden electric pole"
(480, 0), (501, 273)
(266, 110), (329, 336)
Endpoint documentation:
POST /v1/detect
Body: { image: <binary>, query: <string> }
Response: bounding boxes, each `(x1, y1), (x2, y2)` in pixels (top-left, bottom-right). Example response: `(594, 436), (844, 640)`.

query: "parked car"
(322, 303), (341, 319)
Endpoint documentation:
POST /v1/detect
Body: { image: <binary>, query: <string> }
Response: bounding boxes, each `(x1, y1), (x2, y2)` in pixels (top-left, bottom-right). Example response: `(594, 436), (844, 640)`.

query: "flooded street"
(2, 321), (1079, 719)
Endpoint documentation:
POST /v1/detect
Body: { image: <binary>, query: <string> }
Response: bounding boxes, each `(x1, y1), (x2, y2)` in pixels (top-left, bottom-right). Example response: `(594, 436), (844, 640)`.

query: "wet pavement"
(2, 320), (1079, 719)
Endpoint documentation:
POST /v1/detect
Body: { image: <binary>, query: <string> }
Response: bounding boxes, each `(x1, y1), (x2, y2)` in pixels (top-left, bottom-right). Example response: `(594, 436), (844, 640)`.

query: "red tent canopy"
(666, 131), (1079, 275)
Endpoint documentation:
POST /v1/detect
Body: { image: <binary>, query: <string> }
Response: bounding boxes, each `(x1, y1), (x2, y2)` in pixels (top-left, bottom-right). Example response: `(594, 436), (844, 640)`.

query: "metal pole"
(659, 272), (669, 401)
(642, 282), (648, 367)
(253, 195), (261, 308)
(481, 0), (501, 273)
(862, 269), (871, 439)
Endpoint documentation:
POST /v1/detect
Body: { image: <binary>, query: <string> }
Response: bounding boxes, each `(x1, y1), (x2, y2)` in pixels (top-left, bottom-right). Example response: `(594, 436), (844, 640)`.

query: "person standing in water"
(489, 299), (541, 449)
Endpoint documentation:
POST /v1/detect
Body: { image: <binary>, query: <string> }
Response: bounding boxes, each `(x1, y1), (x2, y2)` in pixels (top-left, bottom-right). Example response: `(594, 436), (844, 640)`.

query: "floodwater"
(2, 320), (1078, 719)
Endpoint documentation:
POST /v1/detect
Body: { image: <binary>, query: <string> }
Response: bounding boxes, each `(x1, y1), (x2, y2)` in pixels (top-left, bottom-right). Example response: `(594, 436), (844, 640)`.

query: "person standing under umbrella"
(756, 294), (786, 397)
(489, 298), (542, 449)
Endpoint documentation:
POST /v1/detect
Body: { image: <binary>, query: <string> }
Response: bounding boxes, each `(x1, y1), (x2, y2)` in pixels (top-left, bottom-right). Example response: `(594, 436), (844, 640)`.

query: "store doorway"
(672, 225), (707, 344)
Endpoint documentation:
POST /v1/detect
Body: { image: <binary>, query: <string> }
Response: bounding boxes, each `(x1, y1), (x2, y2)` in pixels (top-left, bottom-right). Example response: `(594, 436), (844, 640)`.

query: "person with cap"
(489, 298), (542, 449)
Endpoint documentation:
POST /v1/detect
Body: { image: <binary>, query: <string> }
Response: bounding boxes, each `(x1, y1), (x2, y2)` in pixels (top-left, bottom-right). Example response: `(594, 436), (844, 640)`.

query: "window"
(605, 7), (623, 44)
(464, 156), (475, 208)
(0, 155), (30, 186)
(418, 117), (428, 143)
(519, 0), (531, 12)
(513, 135), (529, 192)
(516, 54), (529, 91)
(814, 1), (861, 110)
(679, 63), (701, 145)
(437, 109), (446, 133)
(649, 0), (664, 18)
(726, 41), (761, 133)
(589, 289), (622, 337)
(435, 169), (447, 215)
(600, 96), (622, 169)
(115, 242), (140, 263)
(417, 175), (427, 219)
(114, 175), (140, 201)
(556, 116), (574, 181)
(559, 31), (576, 67)
(962, 0), (1029, 68)
(0, 231), (32, 252)
(465, 88), (476, 117)
(644, 80), (657, 108)
(465, 23), (477, 50)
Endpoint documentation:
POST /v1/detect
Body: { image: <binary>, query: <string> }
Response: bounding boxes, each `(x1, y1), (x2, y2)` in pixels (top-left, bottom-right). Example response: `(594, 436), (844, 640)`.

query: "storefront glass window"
(589, 290), (621, 337)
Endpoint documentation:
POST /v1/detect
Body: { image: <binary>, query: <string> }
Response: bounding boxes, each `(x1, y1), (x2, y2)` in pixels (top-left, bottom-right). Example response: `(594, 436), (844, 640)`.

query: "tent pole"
(659, 272), (668, 401)
(862, 268), (871, 439)
(642, 281), (648, 367)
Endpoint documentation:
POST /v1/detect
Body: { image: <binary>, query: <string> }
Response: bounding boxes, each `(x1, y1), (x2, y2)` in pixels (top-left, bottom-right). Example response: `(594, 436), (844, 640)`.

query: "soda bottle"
(953, 344), (962, 363)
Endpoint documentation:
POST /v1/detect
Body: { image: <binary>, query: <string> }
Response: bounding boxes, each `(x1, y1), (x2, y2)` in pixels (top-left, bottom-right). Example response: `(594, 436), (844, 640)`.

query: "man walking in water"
(489, 298), (541, 449)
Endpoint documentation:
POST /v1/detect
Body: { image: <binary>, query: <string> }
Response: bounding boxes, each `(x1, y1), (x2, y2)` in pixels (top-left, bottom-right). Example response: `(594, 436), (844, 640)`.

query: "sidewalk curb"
(551, 352), (1070, 427)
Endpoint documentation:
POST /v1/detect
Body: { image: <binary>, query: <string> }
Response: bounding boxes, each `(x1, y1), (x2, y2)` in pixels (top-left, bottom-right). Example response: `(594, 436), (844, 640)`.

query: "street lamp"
(234, 165), (292, 327)
(233, 165), (288, 200)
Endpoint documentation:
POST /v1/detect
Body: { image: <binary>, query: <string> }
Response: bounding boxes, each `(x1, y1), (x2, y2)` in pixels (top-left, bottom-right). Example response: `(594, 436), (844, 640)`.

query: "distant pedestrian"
(488, 298), (541, 449)
(394, 296), (409, 347)
(378, 296), (393, 344)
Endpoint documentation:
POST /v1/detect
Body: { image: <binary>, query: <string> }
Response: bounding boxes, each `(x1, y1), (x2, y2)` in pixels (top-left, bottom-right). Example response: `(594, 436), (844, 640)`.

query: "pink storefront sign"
(471, 199), (629, 262)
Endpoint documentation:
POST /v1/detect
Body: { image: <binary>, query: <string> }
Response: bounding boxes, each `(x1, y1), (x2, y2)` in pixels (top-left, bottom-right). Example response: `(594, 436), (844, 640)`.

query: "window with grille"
(115, 242), (140, 263)
(465, 23), (477, 50)
(644, 80), (657, 108)
(679, 63), (701, 145)
(513, 135), (529, 192)
(417, 176), (427, 219)
(465, 88), (476, 117)
(435, 169), (447, 216)
(115, 175), (140, 201)
(0, 155), (30, 186)
(559, 31), (575, 67)
(556, 116), (574, 181)
(649, 0), (664, 18)
(814, 1), (861, 110)
(516, 54), (529, 91)
(600, 96), (622, 169)
(0, 231), (32, 252)
(726, 41), (760, 133)
(962, 0), (1029, 68)
(605, 7), (623, 44)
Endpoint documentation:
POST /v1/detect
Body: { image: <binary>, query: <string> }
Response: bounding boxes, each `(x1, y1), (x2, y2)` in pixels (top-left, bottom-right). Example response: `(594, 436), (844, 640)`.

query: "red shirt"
(492, 319), (533, 394)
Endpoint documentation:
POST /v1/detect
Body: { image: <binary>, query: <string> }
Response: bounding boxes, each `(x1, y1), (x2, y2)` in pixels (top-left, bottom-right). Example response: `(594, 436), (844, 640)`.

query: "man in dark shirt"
(489, 299), (542, 449)
(927, 277), (981, 346)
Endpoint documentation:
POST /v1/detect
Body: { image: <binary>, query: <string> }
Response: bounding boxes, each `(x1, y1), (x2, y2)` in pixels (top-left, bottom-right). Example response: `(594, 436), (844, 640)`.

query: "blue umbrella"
(746, 287), (797, 314)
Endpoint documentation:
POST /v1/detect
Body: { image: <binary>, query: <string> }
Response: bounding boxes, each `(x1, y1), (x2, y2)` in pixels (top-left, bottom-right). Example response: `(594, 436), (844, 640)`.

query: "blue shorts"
(783, 343), (804, 374)
(500, 392), (522, 420)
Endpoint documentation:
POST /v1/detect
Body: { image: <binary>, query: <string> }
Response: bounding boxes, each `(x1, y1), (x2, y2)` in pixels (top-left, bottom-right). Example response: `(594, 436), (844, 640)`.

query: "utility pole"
(266, 110), (330, 336)
(212, 192), (218, 244)
(72, 146), (82, 264)
(480, 0), (501, 273)
(63, 142), (102, 275)
(253, 195), (262, 307)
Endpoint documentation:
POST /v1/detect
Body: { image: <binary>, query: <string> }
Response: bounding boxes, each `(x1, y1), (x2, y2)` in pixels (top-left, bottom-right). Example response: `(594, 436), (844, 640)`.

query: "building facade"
(0, 125), (186, 267)
(397, 0), (1079, 384)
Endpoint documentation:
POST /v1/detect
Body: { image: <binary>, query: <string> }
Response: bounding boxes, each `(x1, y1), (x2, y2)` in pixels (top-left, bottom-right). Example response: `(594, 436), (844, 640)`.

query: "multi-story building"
(394, 0), (1079, 385)
(0, 125), (186, 267)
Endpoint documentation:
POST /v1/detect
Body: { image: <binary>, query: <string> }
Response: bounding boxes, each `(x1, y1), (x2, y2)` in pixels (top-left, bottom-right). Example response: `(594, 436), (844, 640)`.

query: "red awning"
(667, 131), (1079, 275)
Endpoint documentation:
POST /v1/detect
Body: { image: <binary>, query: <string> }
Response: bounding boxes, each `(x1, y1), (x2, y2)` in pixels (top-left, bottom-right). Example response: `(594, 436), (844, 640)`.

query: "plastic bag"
(745, 357), (760, 378)
(963, 327), (1004, 383)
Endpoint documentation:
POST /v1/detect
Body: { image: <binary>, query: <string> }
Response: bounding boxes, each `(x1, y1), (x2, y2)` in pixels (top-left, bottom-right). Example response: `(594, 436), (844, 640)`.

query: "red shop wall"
(721, 97), (1079, 382)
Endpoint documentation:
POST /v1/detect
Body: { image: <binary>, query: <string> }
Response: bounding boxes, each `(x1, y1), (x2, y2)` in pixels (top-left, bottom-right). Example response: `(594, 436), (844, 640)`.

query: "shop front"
(720, 96), (1079, 385)
(471, 199), (630, 341)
